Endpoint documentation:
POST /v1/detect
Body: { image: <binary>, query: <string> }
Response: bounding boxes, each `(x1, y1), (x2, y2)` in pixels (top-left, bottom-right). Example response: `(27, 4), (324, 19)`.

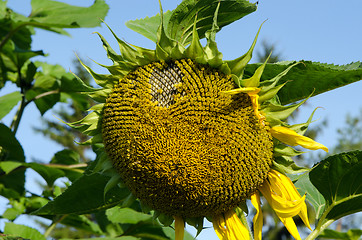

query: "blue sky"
(2, 0), (362, 239)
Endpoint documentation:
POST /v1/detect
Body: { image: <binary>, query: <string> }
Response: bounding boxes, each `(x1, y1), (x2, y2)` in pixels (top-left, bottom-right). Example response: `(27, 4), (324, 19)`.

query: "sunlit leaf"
(309, 151), (362, 221)
(4, 222), (46, 240)
(168, 0), (257, 45)
(106, 206), (152, 225)
(29, 0), (109, 34)
(0, 92), (21, 120)
(318, 229), (362, 240)
(245, 61), (362, 104)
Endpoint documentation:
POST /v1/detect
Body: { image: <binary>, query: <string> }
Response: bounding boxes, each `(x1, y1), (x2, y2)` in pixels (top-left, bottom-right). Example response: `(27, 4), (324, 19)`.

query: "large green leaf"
(0, 123), (25, 197)
(28, 0), (109, 33)
(168, 0), (257, 45)
(245, 61), (362, 104)
(4, 222), (46, 240)
(33, 172), (130, 215)
(309, 151), (362, 221)
(125, 0), (256, 45)
(106, 207), (152, 225)
(0, 91), (22, 120)
(318, 229), (362, 240)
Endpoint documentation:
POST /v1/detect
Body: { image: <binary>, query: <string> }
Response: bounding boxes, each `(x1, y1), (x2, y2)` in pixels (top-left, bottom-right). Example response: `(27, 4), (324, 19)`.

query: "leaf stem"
(10, 94), (26, 134)
(44, 215), (68, 238)
(305, 219), (334, 240)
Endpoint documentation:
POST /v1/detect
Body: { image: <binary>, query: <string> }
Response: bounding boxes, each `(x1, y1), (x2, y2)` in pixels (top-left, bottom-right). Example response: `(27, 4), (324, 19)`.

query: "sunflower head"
(71, 1), (328, 237)
(102, 58), (274, 217)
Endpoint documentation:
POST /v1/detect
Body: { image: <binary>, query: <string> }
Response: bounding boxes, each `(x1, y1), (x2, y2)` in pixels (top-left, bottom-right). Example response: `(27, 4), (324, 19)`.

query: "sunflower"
(71, 2), (328, 240)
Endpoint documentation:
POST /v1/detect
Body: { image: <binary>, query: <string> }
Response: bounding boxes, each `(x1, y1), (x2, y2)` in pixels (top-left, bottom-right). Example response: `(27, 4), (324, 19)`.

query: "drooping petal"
(259, 170), (312, 239)
(267, 170), (312, 230)
(250, 193), (263, 240)
(270, 126), (328, 152)
(174, 216), (185, 240)
(279, 217), (302, 240)
(213, 210), (250, 240)
(259, 180), (305, 218)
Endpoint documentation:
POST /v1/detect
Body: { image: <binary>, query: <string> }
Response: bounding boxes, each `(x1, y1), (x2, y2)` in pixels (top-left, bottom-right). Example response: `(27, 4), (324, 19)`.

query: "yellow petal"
(279, 217), (302, 240)
(250, 193), (263, 240)
(270, 126), (328, 152)
(259, 170), (312, 239)
(213, 210), (250, 240)
(174, 216), (184, 240)
(298, 203), (312, 231)
(259, 180), (304, 218)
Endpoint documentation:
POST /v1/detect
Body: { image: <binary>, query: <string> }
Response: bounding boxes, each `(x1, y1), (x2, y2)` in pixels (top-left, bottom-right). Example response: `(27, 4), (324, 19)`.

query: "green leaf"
(0, 92), (21, 119)
(4, 222), (46, 240)
(106, 206), (152, 225)
(294, 172), (326, 219)
(33, 172), (130, 215)
(0, 124), (25, 196)
(29, 0), (109, 33)
(60, 237), (139, 240)
(309, 151), (362, 221)
(168, 0), (257, 45)
(125, 0), (256, 45)
(245, 61), (362, 105)
(318, 229), (362, 240)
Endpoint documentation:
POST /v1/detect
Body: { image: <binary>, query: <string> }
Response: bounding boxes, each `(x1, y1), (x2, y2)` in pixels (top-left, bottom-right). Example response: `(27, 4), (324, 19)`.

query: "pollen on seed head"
(102, 59), (274, 217)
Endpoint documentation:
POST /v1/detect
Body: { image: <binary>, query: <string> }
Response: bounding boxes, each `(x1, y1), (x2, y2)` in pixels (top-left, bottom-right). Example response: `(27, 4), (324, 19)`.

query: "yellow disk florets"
(102, 59), (274, 217)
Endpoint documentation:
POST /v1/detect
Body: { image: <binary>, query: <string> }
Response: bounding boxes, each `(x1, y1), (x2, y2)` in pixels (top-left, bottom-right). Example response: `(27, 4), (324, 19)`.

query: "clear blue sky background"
(1, 0), (362, 239)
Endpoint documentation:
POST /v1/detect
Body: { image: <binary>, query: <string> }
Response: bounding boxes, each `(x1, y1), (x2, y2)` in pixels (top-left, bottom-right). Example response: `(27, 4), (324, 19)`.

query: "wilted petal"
(213, 210), (250, 240)
(259, 170), (312, 239)
(251, 193), (263, 240)
(270, 126), (328, 152)
(279, 217), (302, 240)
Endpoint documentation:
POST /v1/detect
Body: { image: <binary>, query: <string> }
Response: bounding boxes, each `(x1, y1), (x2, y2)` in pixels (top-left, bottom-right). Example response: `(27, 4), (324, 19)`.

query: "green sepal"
(121, 193), (136, 208)
(259, 61), (301, 90)
(67, 111), (101, 136)
(157, 212), (174, 227)
(93, 32), (123, 62)
(104, 174), (122, 200)
(103, 22), (144, 65)
(263, 92), (312, 122)
(259, 82), (287, 104)
(186, 217), (204, 236)
(78, 59), (117, 89)
(225, 21), (264, 81)
(155, 1), (177, 61)
(239, 52), (270, 87)
(79, 133), (103, 146)
(274, 144), (305, 157)
(87, 88), (112, 103)
(289, 107), (319, 135)
(272, 156), (309, 175)
(185, 16), (206, 64)
(204, 1), (223, 68)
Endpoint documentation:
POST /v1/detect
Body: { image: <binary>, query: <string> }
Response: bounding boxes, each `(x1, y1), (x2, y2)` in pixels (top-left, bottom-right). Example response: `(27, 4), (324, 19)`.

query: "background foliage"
(0, 0), (361, 240)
